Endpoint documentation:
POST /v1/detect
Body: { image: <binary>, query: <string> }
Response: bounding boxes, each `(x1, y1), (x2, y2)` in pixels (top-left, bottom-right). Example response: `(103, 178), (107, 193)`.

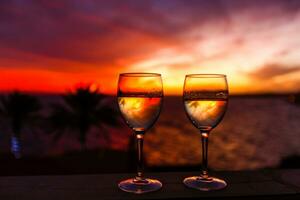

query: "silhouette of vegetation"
(288, 92), (300, 105)
(0, 91), (42, 158)
(279, 154), (300, 169)
(49, 85), (119, 150)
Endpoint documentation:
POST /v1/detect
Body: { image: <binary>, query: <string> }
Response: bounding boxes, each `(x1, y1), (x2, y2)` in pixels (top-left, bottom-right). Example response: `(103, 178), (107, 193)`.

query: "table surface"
(0, 169), (299, 200)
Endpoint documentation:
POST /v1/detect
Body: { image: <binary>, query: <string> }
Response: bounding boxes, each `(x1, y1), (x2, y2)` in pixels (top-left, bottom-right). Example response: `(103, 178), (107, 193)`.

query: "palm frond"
(48, 104), (76, 129)
(0, 95), (8, 116)
(0, 91), (42, 135)
(52, 130), (66, 143)
(98, 125), (111, 145)
(48, 85), (120, 148)
(0, 96), (4, 116)
(95, 106), (120, 127)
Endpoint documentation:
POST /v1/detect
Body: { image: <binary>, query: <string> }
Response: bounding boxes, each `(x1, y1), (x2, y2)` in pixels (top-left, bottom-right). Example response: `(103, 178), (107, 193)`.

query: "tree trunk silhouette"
(79, 129), (87, 151)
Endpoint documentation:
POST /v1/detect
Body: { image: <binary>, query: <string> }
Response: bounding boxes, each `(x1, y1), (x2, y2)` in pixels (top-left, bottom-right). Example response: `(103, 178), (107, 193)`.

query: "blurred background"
(0, 0), (300, 175)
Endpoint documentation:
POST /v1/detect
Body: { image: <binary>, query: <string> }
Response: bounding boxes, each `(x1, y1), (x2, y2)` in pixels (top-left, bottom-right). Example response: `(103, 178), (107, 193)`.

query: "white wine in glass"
(117, 73), (163, 194)
(183, 74), (228, 191)
(118, 96), (162, 132)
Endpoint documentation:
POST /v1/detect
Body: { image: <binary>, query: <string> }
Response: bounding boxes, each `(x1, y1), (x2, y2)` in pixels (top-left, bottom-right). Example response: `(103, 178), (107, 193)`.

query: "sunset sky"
(0, 0), (300, 95)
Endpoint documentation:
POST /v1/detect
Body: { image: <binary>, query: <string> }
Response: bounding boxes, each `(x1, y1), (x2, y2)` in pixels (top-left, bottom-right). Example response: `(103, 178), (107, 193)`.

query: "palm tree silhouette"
(0, 91), (41, 159)
(49, 85), (119, 150)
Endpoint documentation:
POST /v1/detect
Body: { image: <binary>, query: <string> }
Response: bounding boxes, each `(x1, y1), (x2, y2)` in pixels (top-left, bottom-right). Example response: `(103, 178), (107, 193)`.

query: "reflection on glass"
(117, 73), (163, 194)
(118, 97), (162, 131)
(183, 74), (228, 191)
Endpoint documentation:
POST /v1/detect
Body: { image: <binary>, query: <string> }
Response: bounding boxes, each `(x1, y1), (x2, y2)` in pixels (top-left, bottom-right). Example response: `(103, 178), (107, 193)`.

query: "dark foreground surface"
(0, 169), (299, 200)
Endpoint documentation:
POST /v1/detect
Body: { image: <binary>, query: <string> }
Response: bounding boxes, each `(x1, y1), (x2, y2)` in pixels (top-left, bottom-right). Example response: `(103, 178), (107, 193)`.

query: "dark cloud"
(0, 0), (241, 64)
(248, 63), (300, 80)
(0, 0), (300, 66)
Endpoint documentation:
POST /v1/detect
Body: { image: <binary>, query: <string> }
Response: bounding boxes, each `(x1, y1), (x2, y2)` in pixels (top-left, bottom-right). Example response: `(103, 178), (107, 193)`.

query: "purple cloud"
(0, 0), (299, 68)
(248, 63), (300, 79)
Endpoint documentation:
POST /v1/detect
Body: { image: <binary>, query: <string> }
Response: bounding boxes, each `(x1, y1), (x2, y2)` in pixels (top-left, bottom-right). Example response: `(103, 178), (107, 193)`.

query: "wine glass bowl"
(117, 73), (163, 194)
(118, 96), (162, 132)
(183, 74), (228, 191)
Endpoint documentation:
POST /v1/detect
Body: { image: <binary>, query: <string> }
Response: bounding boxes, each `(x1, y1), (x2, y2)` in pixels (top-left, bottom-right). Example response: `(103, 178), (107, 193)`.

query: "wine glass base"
(118, 178), (162, 194)
(183, 176), (227, 191)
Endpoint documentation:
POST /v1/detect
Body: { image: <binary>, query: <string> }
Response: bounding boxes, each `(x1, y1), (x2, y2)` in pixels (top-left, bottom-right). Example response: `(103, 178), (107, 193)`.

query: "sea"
(0, 95), (299, 170)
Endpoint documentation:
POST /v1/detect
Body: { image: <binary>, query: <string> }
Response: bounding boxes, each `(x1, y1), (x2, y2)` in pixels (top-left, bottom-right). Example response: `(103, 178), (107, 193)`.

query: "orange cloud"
(1, 0), (300, 95)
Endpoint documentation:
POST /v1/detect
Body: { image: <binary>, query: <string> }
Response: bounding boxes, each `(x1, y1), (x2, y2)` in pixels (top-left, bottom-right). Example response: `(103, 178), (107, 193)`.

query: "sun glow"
(0, 1), (300, 94)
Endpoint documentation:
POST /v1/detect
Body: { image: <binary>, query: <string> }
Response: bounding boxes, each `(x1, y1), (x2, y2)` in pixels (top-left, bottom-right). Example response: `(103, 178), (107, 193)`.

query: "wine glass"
(117, 73), (163, 194)
(183, 74), (228, 191)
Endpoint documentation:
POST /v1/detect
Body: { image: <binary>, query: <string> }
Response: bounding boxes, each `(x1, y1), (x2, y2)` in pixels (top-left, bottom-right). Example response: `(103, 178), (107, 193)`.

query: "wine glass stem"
(135, 132), (144, 181)
(201, 132), (209, 179)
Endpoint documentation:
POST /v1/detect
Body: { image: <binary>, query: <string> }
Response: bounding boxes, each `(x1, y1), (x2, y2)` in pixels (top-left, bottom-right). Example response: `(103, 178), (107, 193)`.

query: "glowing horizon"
(0, 0), (300, 95)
